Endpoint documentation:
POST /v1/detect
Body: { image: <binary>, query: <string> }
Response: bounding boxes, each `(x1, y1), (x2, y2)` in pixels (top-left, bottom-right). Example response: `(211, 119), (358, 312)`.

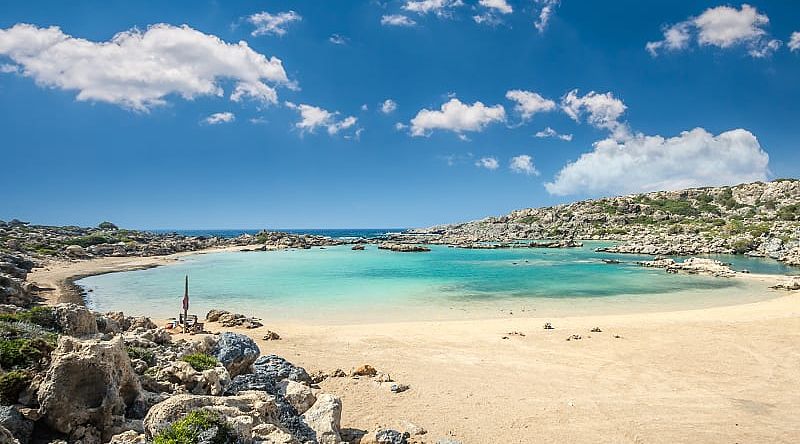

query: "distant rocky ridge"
(394, 179), (800, 267)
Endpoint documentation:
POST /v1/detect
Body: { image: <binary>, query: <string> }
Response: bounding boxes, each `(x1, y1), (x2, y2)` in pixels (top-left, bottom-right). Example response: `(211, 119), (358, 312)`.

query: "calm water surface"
(78, 241), (794, 323)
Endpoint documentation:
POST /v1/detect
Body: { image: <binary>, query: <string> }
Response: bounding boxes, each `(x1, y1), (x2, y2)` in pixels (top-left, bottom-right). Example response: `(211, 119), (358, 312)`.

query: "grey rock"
(0, 406), (33, 444)
(212, 332), (260, 377)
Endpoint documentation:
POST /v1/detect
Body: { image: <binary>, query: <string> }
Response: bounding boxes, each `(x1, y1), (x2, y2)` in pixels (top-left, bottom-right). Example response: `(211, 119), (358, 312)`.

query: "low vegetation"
(0, 370), (31, 404)
(153, 410), (237, 444)
(181, 353), (218, 371)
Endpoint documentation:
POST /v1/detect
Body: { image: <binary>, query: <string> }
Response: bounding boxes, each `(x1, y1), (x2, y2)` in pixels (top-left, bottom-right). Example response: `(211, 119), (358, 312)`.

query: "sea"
(76, 229), (797, 324)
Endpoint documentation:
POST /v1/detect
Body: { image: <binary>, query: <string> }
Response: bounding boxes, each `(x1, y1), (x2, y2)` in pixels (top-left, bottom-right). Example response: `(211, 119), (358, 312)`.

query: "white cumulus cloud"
(0, 23), (291, 111)
(248, 11), (302, 37)
(475, 156), (499, 170)
(403, 0), (463, 17)
(285, 102), (358, 136)
(535, 126), (572, 141)
(506, 90), (556, 121)
(203, 112), (235, 125)
(329, 34), (348, 45)
(381, 14), (417, 27)
(545, 128), (770, 196)
(510, 154), (539, 175)
(561, 89), (627, 134)
(381, 99), (398, 114)
(789, 32), (800, 52)
(646, 4), (781, 58)
(409, 98), (505, 137)
(534, 0), (560, 33)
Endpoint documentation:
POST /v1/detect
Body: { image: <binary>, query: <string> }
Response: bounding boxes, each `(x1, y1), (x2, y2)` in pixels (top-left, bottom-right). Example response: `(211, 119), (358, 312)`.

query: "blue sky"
(1, 1), (799, 229)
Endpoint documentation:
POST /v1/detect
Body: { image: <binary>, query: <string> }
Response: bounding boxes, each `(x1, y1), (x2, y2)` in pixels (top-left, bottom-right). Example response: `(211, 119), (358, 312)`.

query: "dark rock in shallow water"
(211, 332), (260, 377)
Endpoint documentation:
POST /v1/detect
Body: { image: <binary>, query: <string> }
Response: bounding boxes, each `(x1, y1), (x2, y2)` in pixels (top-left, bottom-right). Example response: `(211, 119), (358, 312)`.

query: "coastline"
(25, 247), (800, 442)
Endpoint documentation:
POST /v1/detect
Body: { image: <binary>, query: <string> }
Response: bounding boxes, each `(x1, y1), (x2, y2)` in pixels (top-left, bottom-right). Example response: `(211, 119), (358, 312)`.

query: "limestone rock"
(37, 336), (143, 440)
(278, 380), (316, 415)
(53, 303), (98, 337)
(142, 391), (279, 440)
(108, 430), (146, 443)
(300, 394), (342, 444)
(352, 364), (377, 377)
(0, 425), (20, 444)
(212, 332), (260, 377)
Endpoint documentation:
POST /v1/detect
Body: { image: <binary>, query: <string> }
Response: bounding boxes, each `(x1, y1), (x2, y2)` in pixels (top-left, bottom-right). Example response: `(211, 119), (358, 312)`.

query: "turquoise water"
(78, 242), (791, 323)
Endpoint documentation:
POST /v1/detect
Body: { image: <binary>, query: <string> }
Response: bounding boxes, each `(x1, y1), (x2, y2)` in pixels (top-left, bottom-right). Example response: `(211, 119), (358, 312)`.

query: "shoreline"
(24, 245), (800, 442)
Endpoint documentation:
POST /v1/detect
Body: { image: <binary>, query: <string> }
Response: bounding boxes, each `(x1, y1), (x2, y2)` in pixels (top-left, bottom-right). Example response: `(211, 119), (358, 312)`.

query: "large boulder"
(142, 391), (280, 440)
(37, 336), (143, 441)
(253, 355), (312, 385)
(53, 303), (98, 337)
(212, 332), (260, 377)
(301, 394), (343, 444)
(0, 406), (33, 444)
(277, 380), (316, 415)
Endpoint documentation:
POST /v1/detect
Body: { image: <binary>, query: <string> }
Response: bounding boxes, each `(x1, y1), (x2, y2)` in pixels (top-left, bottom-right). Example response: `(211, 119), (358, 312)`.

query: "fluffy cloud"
(403, 0), (463, 17)
(285, 102), (358, 136)
(646, 4), (781, 58)
(510, 155), (539, 175)
(329, 34), (348, 45)
(475, 156), (499, 170)
(473, 0), (512, 24)
(545, 128), (769, 196)
(0, 23), (291, 111)
(381, 99), (398, 114)
(535, 126), (572, 141)
(505, 90), (556, 121)
(381, 15), (417, 27)
(534, 0), (560, 33)
(409, 98), (505, 137)
(248, 11), (302, 37)
(203, 112), (235, 125)
(561, 89), (627, 133)
(789, 32), (800, 52)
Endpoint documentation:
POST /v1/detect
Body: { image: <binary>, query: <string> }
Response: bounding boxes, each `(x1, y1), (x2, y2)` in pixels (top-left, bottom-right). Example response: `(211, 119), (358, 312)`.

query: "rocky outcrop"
(53, 303), (99, 337)
(636, 257), (737, 277)
(142, 391), (280, 440)
(153, 361), (231, 396)
(212, 332), (260, 377)
(205, 309), (263, 329)
(301, 394), (343, 444)
(378, 243), (431, 253)
(37, 336), (143, 441)
(0, 406), (33, 444)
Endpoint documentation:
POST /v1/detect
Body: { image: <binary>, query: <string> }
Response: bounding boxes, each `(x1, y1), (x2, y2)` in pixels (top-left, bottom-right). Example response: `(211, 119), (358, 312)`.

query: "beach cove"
(27, 244), (800, 443)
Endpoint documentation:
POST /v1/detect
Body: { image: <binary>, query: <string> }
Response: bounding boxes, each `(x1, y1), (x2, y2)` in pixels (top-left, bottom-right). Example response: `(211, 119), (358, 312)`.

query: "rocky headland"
(393, 179), (800, 266)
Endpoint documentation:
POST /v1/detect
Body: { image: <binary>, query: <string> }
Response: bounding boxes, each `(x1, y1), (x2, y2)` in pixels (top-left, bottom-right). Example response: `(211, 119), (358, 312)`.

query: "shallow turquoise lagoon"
(77, 242), (794, 323)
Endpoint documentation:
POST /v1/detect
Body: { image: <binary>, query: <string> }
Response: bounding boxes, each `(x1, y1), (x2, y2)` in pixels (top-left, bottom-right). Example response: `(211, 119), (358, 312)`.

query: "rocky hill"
(404, 179), (800, 266)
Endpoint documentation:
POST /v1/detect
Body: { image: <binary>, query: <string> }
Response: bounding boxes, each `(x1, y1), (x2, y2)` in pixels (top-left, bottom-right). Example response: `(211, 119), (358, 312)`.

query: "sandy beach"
(28, 253), (800, 443)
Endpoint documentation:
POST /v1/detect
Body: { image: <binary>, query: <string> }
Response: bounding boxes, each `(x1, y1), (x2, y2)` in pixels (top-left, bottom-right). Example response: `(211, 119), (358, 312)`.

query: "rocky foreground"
(395, 180), (800, 266)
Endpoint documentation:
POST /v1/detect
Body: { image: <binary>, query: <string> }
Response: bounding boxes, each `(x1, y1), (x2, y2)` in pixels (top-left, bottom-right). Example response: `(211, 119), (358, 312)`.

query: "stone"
(390, 384), (409, 393)
(353, 364), (377, 377)
(212, 332), (260, 377)
(252, 355), (312, 385)
(376, 429), (408, 444)
(142, 391), (279, 441)
(53, 303), (98, 337)
(0, 425), (20, 444)
(205, 309), (229, 322)
(37, 336), (143, 441)
(399, 420), (426, 436)
(108, 430), (146, 444)
(127, 317), (157, 331)
(0, 406), (33, 444)
(263, 330), (281, 341)
(278, 380), (316, 415)
(301, 394), (342, 444)
(64, 245), (89, 258)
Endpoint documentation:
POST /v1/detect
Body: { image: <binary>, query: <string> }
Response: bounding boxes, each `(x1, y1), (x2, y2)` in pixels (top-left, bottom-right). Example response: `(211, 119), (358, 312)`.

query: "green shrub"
(0, 338), (52, 369)
(0, 370), (31, 404)
(777, 204), (800, 221)
(516, 215), (538, 224)
(0, 307), (56, 330)
(98, 221), (118, 230)
(153, 410), (237, 444)
(65, 235), (116, 248)
(181, 353), (218, 371)
(127, 347), (156, 366)
(649, 198), (699, 216)
(748, 223), (771, 238)
(731, 238), (755, 254)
